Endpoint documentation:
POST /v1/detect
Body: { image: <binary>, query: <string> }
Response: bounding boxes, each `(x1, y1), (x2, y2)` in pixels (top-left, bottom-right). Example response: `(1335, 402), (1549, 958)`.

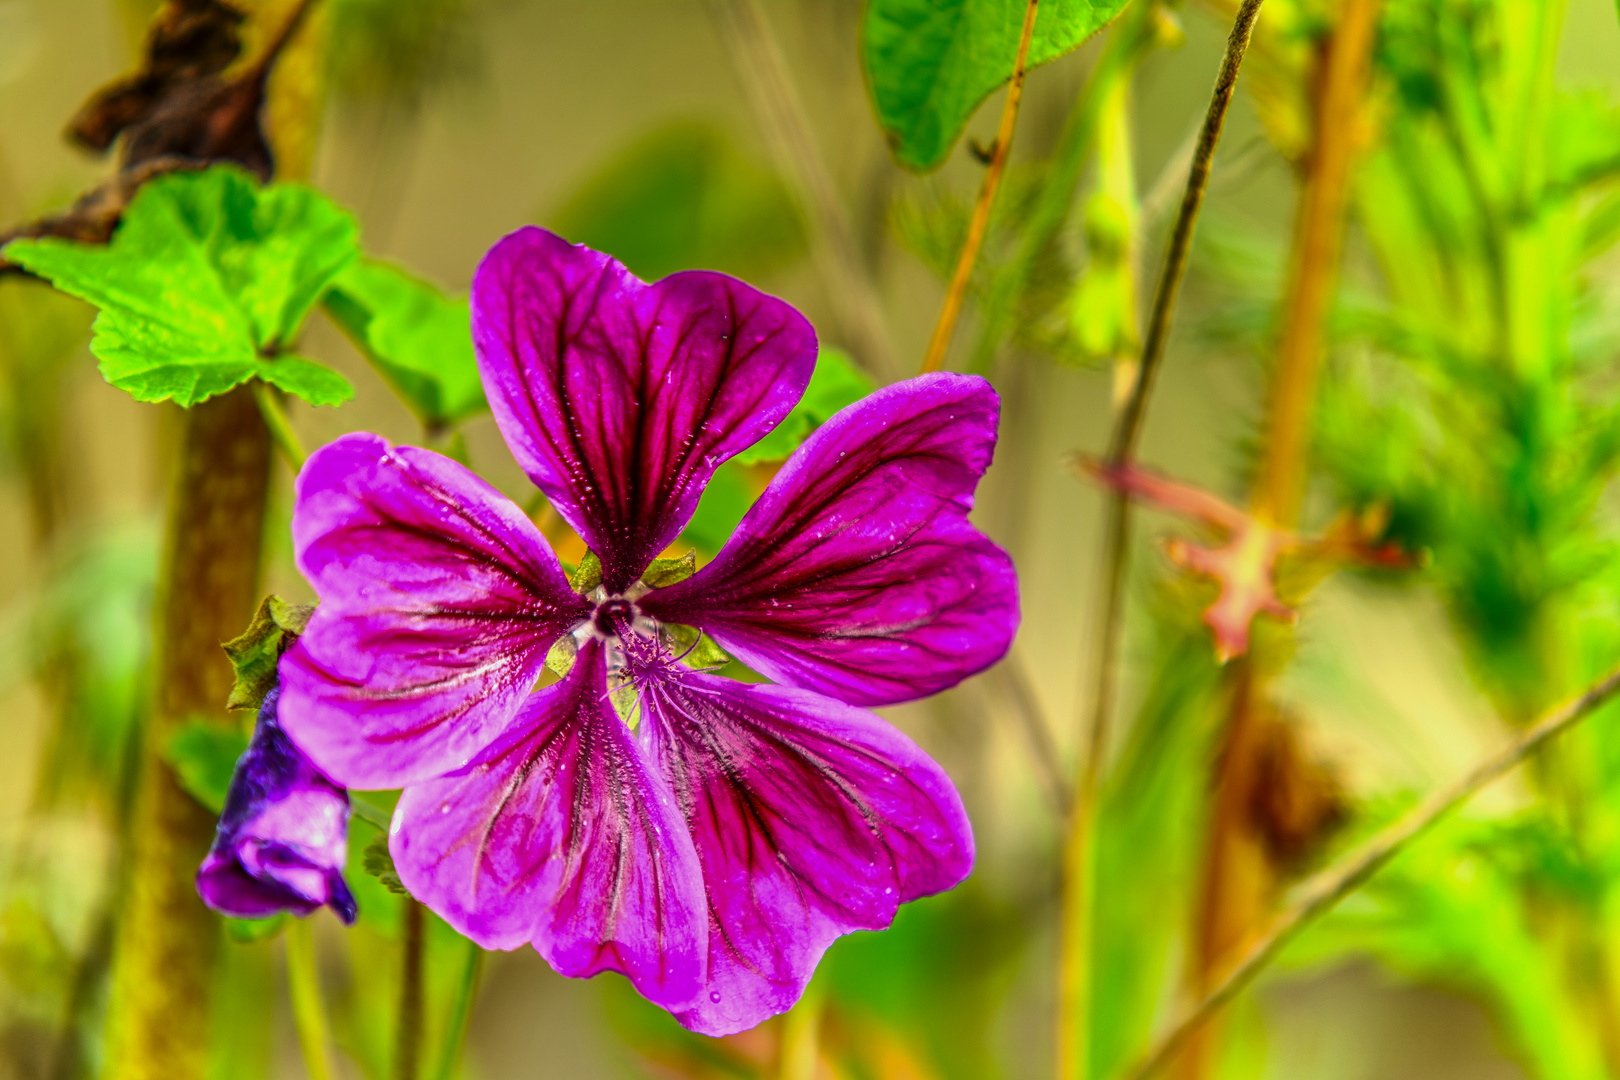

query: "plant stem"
(431, 936), (484, 1080)
(286, 919), (337, 1080)
(1174, 8), (1380, 1074)
(710, 0), (898, 379)
(252, 381), (307, 471)
(1055, 5), (1264, 1079)
(396, 899), (427, 1080)
(1120, 661), (1620, 1080)
(778, 982), (825, 1080)
(919, 0), (1042, 375)
(105, 387), (273, 1080)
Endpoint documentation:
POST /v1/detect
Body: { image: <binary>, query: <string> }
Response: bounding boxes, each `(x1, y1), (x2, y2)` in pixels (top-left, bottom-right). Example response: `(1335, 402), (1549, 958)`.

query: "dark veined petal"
(638, 665), (973, 1036)
(471, 227), (816, 592)
(279, 433), (590, 790)
(640, 373), (1018, 707)
(392, 640), (708, 1011)
(196, 687), (358, 924)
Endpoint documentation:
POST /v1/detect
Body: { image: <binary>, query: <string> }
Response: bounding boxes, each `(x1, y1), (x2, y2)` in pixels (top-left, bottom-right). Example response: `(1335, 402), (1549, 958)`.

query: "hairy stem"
(396, 899), (427, 1080)
(919, 0), (1041, 375)
(1175, 7), (1381, 1074)
(710, 0), (898, 379)
(1121, 661), (1620, 1080)
(286, 919), (337, 1080)
(1055, 4), (1265, 1078)
(431, 936), (485, 1080)
(105, 388), (273, 1080)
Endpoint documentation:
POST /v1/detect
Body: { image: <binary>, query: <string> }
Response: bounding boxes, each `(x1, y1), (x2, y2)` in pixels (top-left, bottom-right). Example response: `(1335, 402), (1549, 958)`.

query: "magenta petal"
(641, 373), (1019, 707)
(278, 432), (590, 790)
(640, 667), (974, 1036)
(471, 227), (817, 591)
(392, 640), (707, 1010)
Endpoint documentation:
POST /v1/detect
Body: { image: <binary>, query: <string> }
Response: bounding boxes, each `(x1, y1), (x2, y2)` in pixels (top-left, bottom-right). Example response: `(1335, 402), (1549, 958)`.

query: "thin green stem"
(396, 899), (426, 1080)
(252, 381), (306, 471)
(778, 982), (825, 1080)
(920, 0), (1041, 374)
(1056, 4), (1265, 1079)
(430, 936), (484, 1080)
(1119, 660), (1620, 1080)
(350, 795), (392, 832)
(286, 919), (337, 1080)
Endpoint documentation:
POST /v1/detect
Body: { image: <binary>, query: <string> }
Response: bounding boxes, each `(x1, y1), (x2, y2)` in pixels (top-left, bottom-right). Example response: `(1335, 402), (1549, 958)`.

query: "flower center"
(592, 596), (639, 638)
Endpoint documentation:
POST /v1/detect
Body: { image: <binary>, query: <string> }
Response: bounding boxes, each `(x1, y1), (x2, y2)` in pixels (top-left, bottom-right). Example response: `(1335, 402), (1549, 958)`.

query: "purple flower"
(277, 227), (1019, 1034)
(196, 686), (358, 924)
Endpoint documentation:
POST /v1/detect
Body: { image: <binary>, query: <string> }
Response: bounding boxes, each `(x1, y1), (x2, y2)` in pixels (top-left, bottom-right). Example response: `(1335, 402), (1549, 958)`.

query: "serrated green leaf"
(1, 165), (358, 408)
(164, 721), (251, 816)
(549, 119), (806, 281)
(322, 258), (486, 427)
(862, 0), (1130, 172)
(362, 835), (409, 896)
(222, 595), (315, 712)
(733, 346), (874, 466)
(569, 551), (603, 595)
(641, 550), (697, 588)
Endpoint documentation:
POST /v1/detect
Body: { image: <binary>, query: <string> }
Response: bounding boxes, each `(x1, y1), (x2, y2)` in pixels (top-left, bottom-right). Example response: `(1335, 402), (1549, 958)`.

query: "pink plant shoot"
(275, 228), (1019, 1035)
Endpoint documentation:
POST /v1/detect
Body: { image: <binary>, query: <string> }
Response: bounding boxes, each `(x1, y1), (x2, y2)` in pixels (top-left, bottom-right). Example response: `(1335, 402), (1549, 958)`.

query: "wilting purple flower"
(277, 227), (1018, 1034)
(196, 686), (358, 924)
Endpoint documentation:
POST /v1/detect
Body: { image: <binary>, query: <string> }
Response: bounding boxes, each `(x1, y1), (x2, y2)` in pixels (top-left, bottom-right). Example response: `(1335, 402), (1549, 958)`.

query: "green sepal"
(224, 914), (289, 944)
(641, 550), (697, 588)
(569, 551), (604, 595)
(734, 346), (873, 465)
(545, 634), (578, 679)
(663, 624), (731, 670)
(223, 595), (315, 713)
(164, 721), (252, 816)
(362, 835), (409, 896)
(322, 258), (486, 428)
(0, 165), (358, 408)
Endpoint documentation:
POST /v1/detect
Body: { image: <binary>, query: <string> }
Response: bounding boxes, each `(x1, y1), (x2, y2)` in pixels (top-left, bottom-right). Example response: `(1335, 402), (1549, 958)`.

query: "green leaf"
(680, 463), (752, 555)
(1, 166), (358, 408)
(362, 835), (409, 896)
(862, 0), (1131, 172)
(548, 120), (806, 281)
(734, 346), (874, 465)
(322, 258), (486, 427)
(164, 721), (251, 816)
(222, 595), (315, 713)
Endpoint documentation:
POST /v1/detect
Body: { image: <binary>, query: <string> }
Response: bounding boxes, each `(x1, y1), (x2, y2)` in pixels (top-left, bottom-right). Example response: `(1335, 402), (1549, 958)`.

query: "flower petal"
(640, 666), (973, 1036)
(391, 640), (707, 1010)
(196, 687), (359, 925)
(471, 227), (817, 591)
(278, 432), (589, 790)
(641, 373), (1018, 707)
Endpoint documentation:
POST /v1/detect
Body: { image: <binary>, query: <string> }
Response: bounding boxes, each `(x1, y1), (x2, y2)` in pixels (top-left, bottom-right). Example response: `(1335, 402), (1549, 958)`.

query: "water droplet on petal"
(709, 991), (722, 1003)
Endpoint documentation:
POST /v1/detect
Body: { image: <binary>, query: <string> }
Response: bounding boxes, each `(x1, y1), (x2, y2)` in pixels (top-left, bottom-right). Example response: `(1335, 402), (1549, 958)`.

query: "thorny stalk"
(919, 0), (1041, 375)
(1056, 3), (1265, 1078)
(1121, 661), (1620, 1080)
(1175, 3), (1381, 1075)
